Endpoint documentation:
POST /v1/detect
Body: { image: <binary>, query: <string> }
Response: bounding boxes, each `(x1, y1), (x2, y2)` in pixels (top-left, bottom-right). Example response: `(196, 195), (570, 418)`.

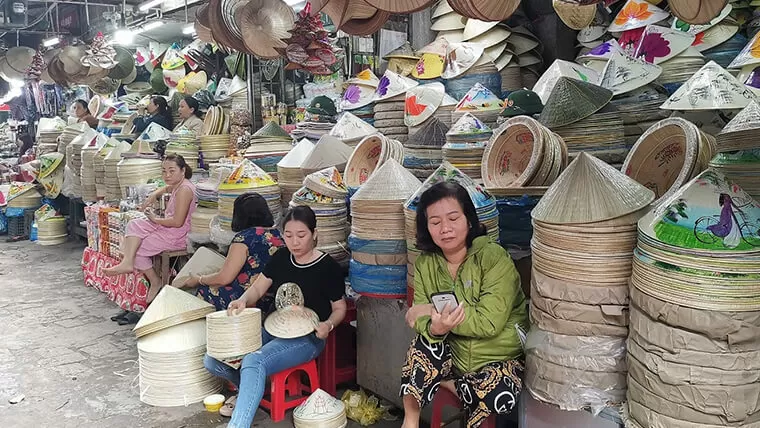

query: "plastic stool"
(317, 304), (357, 396)
(260, 359), (320, 422)
(431, 387), (496, 428)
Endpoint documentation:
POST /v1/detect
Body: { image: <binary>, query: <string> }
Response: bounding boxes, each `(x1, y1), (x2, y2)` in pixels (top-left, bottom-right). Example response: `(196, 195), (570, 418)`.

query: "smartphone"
(431, 292), (459, 313)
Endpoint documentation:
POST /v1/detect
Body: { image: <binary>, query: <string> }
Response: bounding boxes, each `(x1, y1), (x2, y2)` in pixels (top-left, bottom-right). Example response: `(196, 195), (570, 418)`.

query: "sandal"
(219, 395), (237, 417)
(110, 309), (130, 322)
(117, 312), (142, 326)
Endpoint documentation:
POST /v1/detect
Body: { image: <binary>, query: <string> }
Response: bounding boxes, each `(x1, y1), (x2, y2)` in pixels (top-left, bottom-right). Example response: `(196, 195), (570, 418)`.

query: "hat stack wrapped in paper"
(36, 117), (66, 156)
(57, 122), (88, 154)
(622, 117), (716, 205)
(264, 283), (320, 339)
(37, 153), (65, 199)
(166, 128), (201, 170)
(349, 159), (421, 298)
(402, 117), (449, 180)
(341, 69), (381, 125)
(299, 135), (354, 175)
(103, 141), (131, 202)
(293, 389), (347, 428)
(7, 183), (43, 209)
(405, 82), (456, 137)
(328, 112), (378, 148)
(206, 308), (262, 369)
(290, 167), (351, 266)
(344, 134), (404, 195)
(403, 162), (499, 303)
(383, 42), (419, 78)
(243, 121), (294, 178)
(443, 113), (492, 182)
(217, 159), (281, 231)
(661, 61), (758, 112)
(134, 286), (221, 407)
(524, 153), (656, 413)
(92, 138), (118, 199)
(451, 83), (504, 129)
(482, 115), (568, 190)
(277, 139), (315, 208)
(372, 70), (419, 143)
(540, 77), (627, 167)
(117, 140), (163, 198)
(200, 105), (231, 163)
(626, 169), (760, 428)
(711, 100), (760, 201)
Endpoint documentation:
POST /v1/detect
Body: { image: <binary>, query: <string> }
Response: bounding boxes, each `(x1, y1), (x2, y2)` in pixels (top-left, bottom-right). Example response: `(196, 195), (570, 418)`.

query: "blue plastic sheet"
(348, 234), (407, 255)
(349, 259), (407, 297)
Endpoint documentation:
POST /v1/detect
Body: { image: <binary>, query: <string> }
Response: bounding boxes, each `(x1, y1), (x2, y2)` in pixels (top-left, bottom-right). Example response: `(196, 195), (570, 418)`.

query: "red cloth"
(81, 247), (149, 313)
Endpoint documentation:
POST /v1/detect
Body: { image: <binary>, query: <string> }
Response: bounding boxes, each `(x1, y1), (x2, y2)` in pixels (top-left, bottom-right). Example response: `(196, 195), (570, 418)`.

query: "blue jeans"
(204, 329), (326, 428)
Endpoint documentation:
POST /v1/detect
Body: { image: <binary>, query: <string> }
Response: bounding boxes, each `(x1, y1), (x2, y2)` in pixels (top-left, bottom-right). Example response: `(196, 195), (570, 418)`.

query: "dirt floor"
(0, 239), (403, 428)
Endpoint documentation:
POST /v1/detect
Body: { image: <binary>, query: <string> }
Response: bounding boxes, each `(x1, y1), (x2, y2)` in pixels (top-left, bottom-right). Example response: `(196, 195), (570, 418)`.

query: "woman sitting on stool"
(178, 192), (284, 311)
(401, 182), (528, 428)
(205, 206), (346, 426)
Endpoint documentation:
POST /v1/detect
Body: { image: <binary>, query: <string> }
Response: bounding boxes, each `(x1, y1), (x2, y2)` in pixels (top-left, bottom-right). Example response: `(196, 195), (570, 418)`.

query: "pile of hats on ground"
(291, 95), (338, 141)
(291, 167), (350, 267)
(166, 129), (200, 170)
(117, 141), (163, 199)
(36, 118), (66, 156)
(328, 112), (378, 148)
(372, 70), (418, 143)
(451, 83), (503, 130)
(349, 159), (421, 298)
(277, 139), (315, 208)
(200, 105), (231, 164)
(443, 112), (492, 183)
(7, 182), (42, 209)
(626, 169), (760, 428)
(293, 388), (347, 428)
(403, 117), (449, 180)
(217, 159), (281, 231)
(341, 69), (380, 125)
(133, 285), (221, 407)
(405, 82), (457, 138)
(243, 121), (294, 179)
(713, 101), (760, 201)
(524, 152), (656, 412)
(344, 134), (404, 195)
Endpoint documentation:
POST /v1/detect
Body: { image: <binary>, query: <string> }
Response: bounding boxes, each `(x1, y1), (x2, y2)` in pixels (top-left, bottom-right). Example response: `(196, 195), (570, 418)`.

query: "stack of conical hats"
(57, 123), (88, 154)
(104, 141), (131, 202)
(7, 183), (42, 209)
(341, 69), (381, 124)
(206, 308), (262, 369)
(36, 117), (66, 155)
(93, 138), (119, 200)
(372, 70), (418, 143)
(80, 136), (104, 202)
(290, 167), (351, 267)
(117, 140), (162, 199)
(349, 159), (421, 298)
(661, 61), (757, 112)
(300, 135), (354, 175)
(134, 286), (221, 407)
(383, 41), (419, 78)
(328, 112), (378, 147)
(628, 169), (760, 428)
(217, 160), (281, 231)
(451, 83), (503, 129)
(540, 77), (626, 167)
(166, 129), (200, 170)
(243, 121), (294, 178)
(713, 101), (760, 201)
(344, 134), (404, 194)
(277, 139), (315, 208)
(293, 389), (347, 428)
(403, 117), (449, 180)
(404, 82), (456, 137)
(37, 152), (65, 199)
(525, 153), (655, 412)
(66, 128), (98, 198)
(443, 113), (492, 182)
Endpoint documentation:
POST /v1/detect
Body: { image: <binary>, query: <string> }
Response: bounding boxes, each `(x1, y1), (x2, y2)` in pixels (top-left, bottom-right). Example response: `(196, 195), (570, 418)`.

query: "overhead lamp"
(138, 0), (164, 12)
(182, 24), (195, 35)
(42, 37), (60, 47)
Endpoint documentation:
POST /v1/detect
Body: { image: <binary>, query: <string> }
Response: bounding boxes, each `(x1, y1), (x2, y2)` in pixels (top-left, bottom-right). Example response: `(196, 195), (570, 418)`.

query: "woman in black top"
(133, 96), (173, 134)
(204, 206), (346, 426)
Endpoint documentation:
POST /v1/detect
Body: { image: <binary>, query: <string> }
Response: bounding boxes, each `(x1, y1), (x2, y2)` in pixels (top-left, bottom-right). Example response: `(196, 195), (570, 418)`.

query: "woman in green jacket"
(401, 182), (528, 428)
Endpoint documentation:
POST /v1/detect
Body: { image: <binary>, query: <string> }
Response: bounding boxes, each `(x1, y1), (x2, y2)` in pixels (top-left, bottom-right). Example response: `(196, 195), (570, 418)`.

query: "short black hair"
(183, 96), (202, 117)
(231, 192), (275, 232)
(282, 205), (317, 233)
(415, 181), (487, 253)
(75, 99), (90, 114)
(162, 153), (193, 179)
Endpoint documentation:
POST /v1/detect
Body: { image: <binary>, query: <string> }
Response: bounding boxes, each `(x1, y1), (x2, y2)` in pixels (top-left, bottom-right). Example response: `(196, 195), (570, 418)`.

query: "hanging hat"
(501, 88), (544, 117)
(462, 19), (500, 41)
(264, 283), (320, 339)
(150, 67), (168, 93)
(532, 152), (655, 224)
(177, 70), (208, 95)
(441, 42), (485, 79)
(455, 82), (503, 112)
(81, 33), (117, 68)
(133, 285), (215, 338)
(219, 160), (276, 190)
(539, 77), (613, 128)
(383, 42), (418, 60)
(467, 26), (511, 49)
(304, 167), (348, 199)
(431, 12), (467, 31)
(608, 0), (669, 33)
(346, 68), (380, 87)
(300, 135), (354, 172)
(163, 67), (186, 88)
(341, 84), (375, 110)
(278, 138), (315, 168)
(406, 117), (449, 148)
(599, 51), (662, 95)
(728, 31), (760, 70)
(432, 0), (453, 18)
(238, 0), (294, 59)
(447, 112), (492, 136)
(533, 59), (600, 104)
(5, 47), (35, 78)
(638, 169), (759, 254)
(38, 152), (64, 179)
(293, 389), (347, 428)
(374, 70), (419, 102)
(661, 61), (758, 111)
(108, 46), (136, 80)
(329, 112), (378, 142)
(405, 82), (445, 127)
(634, 24), (696, 64)
(307, 95), (338, 116)
(553, 0), (597, 31)
(669, 0), (728, 26)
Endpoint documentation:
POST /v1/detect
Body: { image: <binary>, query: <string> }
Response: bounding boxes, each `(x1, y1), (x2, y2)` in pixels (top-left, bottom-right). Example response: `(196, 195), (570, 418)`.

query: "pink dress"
(126, 179), (197, 271)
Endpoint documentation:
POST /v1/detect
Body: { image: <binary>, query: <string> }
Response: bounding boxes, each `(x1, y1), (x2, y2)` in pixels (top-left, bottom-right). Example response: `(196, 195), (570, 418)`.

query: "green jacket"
(413, 236), (528, 373)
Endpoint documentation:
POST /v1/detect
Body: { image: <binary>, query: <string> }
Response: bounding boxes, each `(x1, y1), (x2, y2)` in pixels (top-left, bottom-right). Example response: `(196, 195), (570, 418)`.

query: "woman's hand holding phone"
(430, 302), (465, 336)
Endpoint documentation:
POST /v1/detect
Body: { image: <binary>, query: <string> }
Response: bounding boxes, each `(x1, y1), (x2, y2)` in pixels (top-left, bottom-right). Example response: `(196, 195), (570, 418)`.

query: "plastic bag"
(341, 389), (394, 426)
(209, 215), (236, 250)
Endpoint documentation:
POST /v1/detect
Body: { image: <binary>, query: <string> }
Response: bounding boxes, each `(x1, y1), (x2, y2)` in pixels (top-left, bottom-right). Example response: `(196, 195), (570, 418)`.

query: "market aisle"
(0, 240), (401, 428)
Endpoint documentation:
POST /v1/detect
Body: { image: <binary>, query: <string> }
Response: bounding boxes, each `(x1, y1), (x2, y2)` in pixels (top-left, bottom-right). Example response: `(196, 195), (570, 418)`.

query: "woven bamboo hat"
(293, 388), (347, 428)
(406, 117), (449, 148)
(553, 0), (597, 30)
(352, 158), (421, 202)
(482, 116), (547, 187)
(206, 308), (262, 369)
(300, 135), (355, 173)
(533, 59), (600, 104)
(304, 166), (348, 199)
(669, 0), (728, 25)
(363, 0), (434, 13)
(717, 100), (760, 152)
(532, 152), (655, 224)
(539, 77), (613, 128)
(329, 112), (378, 144)
(599, 51), (661, 96)
(133, 286), (216, 338)
(238, 0), (294, 59)
(264, 283), (320, 339)
(383, 42), (418, 60)
(171, 247), (226, 287)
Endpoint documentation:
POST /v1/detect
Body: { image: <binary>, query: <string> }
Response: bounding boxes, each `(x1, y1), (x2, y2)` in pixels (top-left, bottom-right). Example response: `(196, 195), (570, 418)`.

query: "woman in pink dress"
(104, 154), (197, 307)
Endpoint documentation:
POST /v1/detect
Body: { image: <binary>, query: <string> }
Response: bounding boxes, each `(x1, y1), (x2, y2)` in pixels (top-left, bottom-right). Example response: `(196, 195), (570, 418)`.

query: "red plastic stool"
(260, 359), (320, 422)
(317, 303), (357, 396)
(431, 387), (496, 428)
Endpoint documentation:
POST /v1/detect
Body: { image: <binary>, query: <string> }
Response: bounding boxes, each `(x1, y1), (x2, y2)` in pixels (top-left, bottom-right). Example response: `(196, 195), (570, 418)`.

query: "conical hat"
(533, 59), (600, 104)
(278, 139), (315, 168)
(383, 42), (418, 60)
(8, 182), (36, 201)
(404, 161), (494, 211)
(608, 0), (669, 33)
(463, 19), (500, 41)
(132, 285), (215, 338)
(105, 141), (132, 161)
(431, 12), (467, 32)
(728, 31), (760, 69)
(661, 61), (758, 111)
(442, 92), (458, 106)
(447, 113), (492, 137)
(123, 140), (159, 158)
(405, 82), (445, 127)
(638, 169), (760, 254)
(301, 135), (354, 171)
(539, 77), (613, 128)
(438, 30), (465, 44)
(441, 42), (485, 79)
(669, 0), (728, 26)
(432, 0), (453, 18)
(694, 22), (738, 53)
(374, 70), (419, 101)
(218, 159), (276, 190)
(347, 68), (380, 87)
(171, 247), (226, 286)
(264, 305), (319, 339)
(304, 167), (348, 199)
(553, 0), (596, 31)
(599, 51), (662, 95)
(455, 83), (503, 112)
(254, 121), (291, 139)
(411, 53), (445, 79)
(634, 25), (695, 64)
(417, 37), (449, 57)
(506, 28), (540, 55)
(329, 112), (378, 141)
(351, 158), (421, 201)
(406, 117), (449, 148)
(38, 153), (64, 178)
(531, 152), (655, 224)
(39, 167), (64, 199)
(341, 83), (376, 110)
(468, 26), (512, 49)
(670, 3), (732, 36)
(97, 138), (119, 157)
(139, 122), (173, 142)
(719, 101), (760, 136)
(577, 39), (624, 62)
(293, 389), (346, 423)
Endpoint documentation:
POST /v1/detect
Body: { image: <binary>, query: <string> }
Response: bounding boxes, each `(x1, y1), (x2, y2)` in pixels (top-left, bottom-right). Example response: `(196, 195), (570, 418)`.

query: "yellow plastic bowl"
(203, 394), (226, 412)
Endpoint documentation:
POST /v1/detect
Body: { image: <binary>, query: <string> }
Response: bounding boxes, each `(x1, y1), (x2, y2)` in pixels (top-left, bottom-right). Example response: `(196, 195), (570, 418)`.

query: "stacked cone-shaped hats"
(217, 160), (281, 231)
(403, 117), (449, 180)
(104, 141), (131, 202)
(341, 69), (380, 125)
(293, 389), (347, 428)
(166, 129), (200, 170)
(443, 113), (492, 182)
(117, 140), (162, 199)
(344, 134), (404, 194)
(372, 70), (418, 143)
(300, 135), (354, 175)
(244, 121), (293, 178)
(277, 139), (315, 208)
(329, 112), (378, 147)
(451, 83), (503, 129)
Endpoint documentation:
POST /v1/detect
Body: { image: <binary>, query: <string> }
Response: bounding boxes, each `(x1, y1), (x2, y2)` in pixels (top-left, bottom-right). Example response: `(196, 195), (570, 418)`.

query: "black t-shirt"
(262, 247), (345, 321)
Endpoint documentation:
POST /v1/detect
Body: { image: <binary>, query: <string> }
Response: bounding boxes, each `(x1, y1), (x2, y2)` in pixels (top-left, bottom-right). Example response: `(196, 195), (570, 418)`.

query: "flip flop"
(110, 309), (130, 321)
(219, 395), (237, 418)
(117, 312), (142, 325)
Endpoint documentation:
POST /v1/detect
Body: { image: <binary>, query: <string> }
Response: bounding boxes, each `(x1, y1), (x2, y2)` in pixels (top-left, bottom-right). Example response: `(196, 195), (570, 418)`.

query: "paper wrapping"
(531, 269), (629, 305)
(526, 328), (627, 372)
(527, 355), (627, 388)
(531, 284), (629, 326)
(626, 399), (760, 428)
(530, 302), (629, 337)
(525, 369), (626, 413)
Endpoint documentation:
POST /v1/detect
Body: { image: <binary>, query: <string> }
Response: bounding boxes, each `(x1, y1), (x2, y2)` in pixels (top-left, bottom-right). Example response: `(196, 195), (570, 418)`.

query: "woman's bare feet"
(146, 283), (164, 304)
(103, 262), (134, 276)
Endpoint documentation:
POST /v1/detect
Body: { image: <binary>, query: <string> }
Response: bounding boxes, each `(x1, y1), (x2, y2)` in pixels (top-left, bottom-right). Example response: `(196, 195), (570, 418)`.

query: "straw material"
(539, 77), (613, 129)
(206, 308), (262, 369)
(264, 303), (320, 338)
(553, 0), (596, 30)
(661, 61), (758, 111)
(532, 152), (655, 224)
(133, 286), (216, 338)
(37, 217), (68, 246)
(329, 112), (378, 144)
(301, 135), (354, 174)
(293, 388), (348, 428)
(171, 247), (226, 286)
(533, 60), (600, 104)
(344, 134), (404, 188)
(669, 0), (728, 25)
(304, 167), (348, 199)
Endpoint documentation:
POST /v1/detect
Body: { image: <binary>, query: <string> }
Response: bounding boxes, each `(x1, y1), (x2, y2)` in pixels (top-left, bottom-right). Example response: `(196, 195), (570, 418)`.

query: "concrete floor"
(0, 239), (403, 428)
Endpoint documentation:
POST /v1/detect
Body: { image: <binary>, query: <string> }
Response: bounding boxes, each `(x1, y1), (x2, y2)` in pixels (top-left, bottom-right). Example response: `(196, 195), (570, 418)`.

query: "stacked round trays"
(37, 216), (68, 246)
(206, 308), (262, 369)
